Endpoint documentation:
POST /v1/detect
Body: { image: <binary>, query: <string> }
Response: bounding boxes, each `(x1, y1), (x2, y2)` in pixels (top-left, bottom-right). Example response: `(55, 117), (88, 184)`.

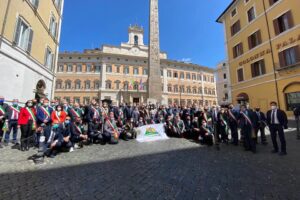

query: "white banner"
(136, 123), (169, 143)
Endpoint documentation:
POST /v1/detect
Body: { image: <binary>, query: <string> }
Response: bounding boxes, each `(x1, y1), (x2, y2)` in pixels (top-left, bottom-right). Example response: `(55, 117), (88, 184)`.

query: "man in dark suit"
(254, 107), (268, 145)
(266, 102), (288, 155)
(0, 96), (9, 148)
(227, 104), (239, 145)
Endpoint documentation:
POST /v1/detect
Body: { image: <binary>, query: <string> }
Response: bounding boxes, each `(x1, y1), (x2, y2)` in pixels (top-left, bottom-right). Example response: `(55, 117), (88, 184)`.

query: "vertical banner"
(136, 123), (169, 143)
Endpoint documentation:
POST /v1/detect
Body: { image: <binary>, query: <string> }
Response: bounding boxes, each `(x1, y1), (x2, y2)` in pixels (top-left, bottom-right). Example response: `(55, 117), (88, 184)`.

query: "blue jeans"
(4, 120), (18, 143)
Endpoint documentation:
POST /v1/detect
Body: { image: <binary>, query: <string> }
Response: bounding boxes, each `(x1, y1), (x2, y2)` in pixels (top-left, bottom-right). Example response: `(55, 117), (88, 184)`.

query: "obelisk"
(147, 0), (162, 104)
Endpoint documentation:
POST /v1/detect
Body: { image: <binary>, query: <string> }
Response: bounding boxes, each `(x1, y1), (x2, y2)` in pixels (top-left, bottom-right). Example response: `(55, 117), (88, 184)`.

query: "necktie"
(271, 111), (275, 124)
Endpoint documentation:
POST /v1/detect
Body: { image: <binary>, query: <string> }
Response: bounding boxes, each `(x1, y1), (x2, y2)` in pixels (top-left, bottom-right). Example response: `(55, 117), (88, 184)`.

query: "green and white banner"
(136, 123), (169, 143)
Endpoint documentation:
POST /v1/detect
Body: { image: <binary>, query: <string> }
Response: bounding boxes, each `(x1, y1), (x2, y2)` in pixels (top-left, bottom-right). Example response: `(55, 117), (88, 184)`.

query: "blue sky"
(60, 0), (232, 68)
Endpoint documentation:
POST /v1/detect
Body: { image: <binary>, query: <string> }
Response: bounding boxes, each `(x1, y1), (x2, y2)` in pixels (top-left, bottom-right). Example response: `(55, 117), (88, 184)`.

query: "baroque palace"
(217, 0), (300, 117)
(54, 25), (217, 106)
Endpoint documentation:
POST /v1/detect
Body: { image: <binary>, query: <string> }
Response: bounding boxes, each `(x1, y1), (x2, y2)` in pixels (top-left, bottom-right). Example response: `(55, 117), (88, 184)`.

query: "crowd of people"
(0, 95), (290, 158)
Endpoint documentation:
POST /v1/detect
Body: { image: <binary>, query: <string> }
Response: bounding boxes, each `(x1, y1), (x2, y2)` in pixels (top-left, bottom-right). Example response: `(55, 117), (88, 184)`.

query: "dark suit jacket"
(266, 109), (288, 128)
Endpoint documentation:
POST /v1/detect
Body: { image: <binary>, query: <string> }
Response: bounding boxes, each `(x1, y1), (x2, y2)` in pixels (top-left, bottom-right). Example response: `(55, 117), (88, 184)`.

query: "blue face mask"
(65, 120), (70, 124)
(0, 99), (4, 104)
(53, 124), (59, 129)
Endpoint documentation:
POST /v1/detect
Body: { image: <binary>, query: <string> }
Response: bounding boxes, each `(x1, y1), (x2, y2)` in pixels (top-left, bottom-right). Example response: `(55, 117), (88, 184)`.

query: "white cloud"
(181, 58), (192, 63)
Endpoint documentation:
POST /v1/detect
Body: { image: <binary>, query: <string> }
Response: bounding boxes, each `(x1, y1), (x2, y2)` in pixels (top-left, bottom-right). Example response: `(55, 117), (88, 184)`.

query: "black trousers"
(270, 124), (286, 153)
(242, 126), (256, 152)
(0, 120), (4, 141)
(20, 122), (34, 148)
(229, 124), (238, 145)
(254, 126), (267, 143)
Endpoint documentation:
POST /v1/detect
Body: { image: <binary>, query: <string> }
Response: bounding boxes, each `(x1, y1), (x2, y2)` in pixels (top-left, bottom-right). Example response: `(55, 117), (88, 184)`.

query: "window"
(49, 15), (57, 38)
(192, 74), (196, 80)
(286, 92), (300, 111)
(116, 65), (120, 73)
(224, 84), (227, 88)
(142, 83), (147, 91)
(279, 46), (300, 67)
(56, 81), (62, 89)
(237, 68), (244, 82)
(186, 73), (191, 79)
(30, 0), (39, 8)
(115, 81), (120, 90)
(134, 35), (139, 45)
(180, 86), (185, 93)
(133, 82), (139, 90)
(198, 87), (203, 94)
(76, 64), (82, 72)
(94, 81), (100, 89)
(248, 30), (262, 49)
(143, 69), (148, 75)
(204, 87), (208, 94)
(83, 97), (90, 105)
(225, 93), (229, 100)
(106, 65), (112, 73)
(180, 73), (184, 79)
(106, 81), (112, 89)
(161, 70), (164, 76)
(231, 20), (241, 36)
(45, 47), (54, 71)
(74, 97), (80, 104)
(75, 80), (81, 89)
(269, 0), (279, 6)
(95, 65), (101, 72)
(273, 11), (294, 35)
(13, 17), (33, 53)
(168, 85), (172, 92)
(58, 65), (64, 72)
(67, 64), (73, 72)
(124, 66), (129, 74)
(174, 72), (178, 78)
(134, 68), (139, 75)
(251, 59), (266, 77)
(233, 43), (243, 58)
(211, 77), (215, 82)
(174, 85), (178, 93)
(85, 81), (90, 89)
(167, 71), (172, 77)
(223, 73), (227, 79)
(187, 87), (191, 93)
(203, 75), (207, 82)
(86, 64), (92, 72)
(197, 74), (202, 81)
(247, 7), (256, 23)
(65, 81), (71, 89)
(231, 8), (237, 17)
(124, 82), (129, 90)
(193, 87), (197, 94)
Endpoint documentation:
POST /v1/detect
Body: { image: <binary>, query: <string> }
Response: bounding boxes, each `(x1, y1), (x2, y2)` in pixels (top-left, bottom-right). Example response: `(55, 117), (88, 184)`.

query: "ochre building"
(217, 0), (300, 116)
(54, 25), (217, 106)
(0, 0), (64, 102)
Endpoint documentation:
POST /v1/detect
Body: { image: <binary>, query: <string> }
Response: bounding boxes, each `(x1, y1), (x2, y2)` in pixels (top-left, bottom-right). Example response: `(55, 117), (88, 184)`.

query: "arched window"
(76, 64), (82, 72)
(168, 84), (172, 92)
(204, 87), (208, 94)
(67, 64), (73, 72)
(180, 86), (185, 93)
(134, 35), (139, 45)
(56, 80), (62, 89)
(94, 80), (100, 89)
(174, 85), (178, 93)
(75, 80), (81, 89)
(85, 80), (90, 89)
(198, 87), (202, 94)
(106, 80), (112, 89)
(115, 80), (121, 90)
(193, 87), (197, 94)
(187, 87), (191, 93)
(65, 80), (71, 89)
(124, 81), (129, 90)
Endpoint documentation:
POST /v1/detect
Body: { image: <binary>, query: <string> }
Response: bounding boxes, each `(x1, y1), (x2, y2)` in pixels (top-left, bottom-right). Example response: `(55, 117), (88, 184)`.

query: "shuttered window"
(13, 17), (33, 53)
(273, 11), (294, 36)
(251, 59), (266, 77)
(231, 20), (241, 36)
(49, 15), (57, 38)
(248, 30), (262, 49)
(279, 46), (300, 68)
(247, 7), (256, 22)
(233, 43), (243, 58)
(237, 68), (244, 82)
(30, 0), (39, 9)
(45, 47), (54, 71)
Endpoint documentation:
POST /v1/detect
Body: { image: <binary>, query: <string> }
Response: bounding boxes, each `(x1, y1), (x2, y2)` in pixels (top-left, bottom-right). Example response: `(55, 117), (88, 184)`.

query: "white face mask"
(271, 106), (277, 110)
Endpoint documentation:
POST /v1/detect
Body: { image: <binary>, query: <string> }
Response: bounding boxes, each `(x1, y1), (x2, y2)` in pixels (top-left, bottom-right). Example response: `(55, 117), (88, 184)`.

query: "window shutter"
(257, 30), (262, 44)
(26, 29), (33, 53)
(278, 51), (286, 68)
(251, 63), (255, 77)
(261, 60), (266, 74)
(50, 53), (54, 71)
(295, 45), (300, 63)
(44, 48), (48, 67)
(248, 35), (252, 50)
(35, 0), (39, 8)
(287, 10), (294, 29)
(240, 43), (244, 55)
(273, 19), (279, 36)
(13, 17), (22, 45)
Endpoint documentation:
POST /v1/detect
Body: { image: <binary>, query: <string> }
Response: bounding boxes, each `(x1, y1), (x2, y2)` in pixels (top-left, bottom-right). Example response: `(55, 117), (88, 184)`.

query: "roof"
(216, 0), (237, 23)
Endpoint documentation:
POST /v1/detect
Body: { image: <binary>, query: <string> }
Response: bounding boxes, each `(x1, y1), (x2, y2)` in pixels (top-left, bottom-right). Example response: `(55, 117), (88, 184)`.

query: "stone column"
(148, 0), (162, 104)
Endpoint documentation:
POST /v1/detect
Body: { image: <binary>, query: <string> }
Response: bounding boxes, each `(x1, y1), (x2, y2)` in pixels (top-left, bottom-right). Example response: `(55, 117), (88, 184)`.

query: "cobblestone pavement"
(0, 127), (299, 200)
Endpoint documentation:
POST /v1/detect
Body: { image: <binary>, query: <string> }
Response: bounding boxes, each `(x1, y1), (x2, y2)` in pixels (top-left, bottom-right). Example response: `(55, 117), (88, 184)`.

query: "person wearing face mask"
(227, 104), (239, 146)
(51, 105), (67, 126)
(123, 118), (137, 140)
(254, 107), (267, 145)
(266, 102), (288, 155)
(70, 117), (88, 149)
(18, 100), (37, 151)
(184, 115), (193, 139)
(4, 99), (21, 146)
(0, 96), (9, 148)
(103, 112), (119, 145)
(199, 120), (214, 146)
(62, 116), (74, 152)
(45, 119), (64, 158)
(36, 99), (53, 143)
(238, 104), (258, 153)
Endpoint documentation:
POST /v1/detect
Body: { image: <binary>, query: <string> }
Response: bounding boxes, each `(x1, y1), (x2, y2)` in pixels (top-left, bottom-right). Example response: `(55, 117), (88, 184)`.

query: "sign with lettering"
(239, 49), (271, 66)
